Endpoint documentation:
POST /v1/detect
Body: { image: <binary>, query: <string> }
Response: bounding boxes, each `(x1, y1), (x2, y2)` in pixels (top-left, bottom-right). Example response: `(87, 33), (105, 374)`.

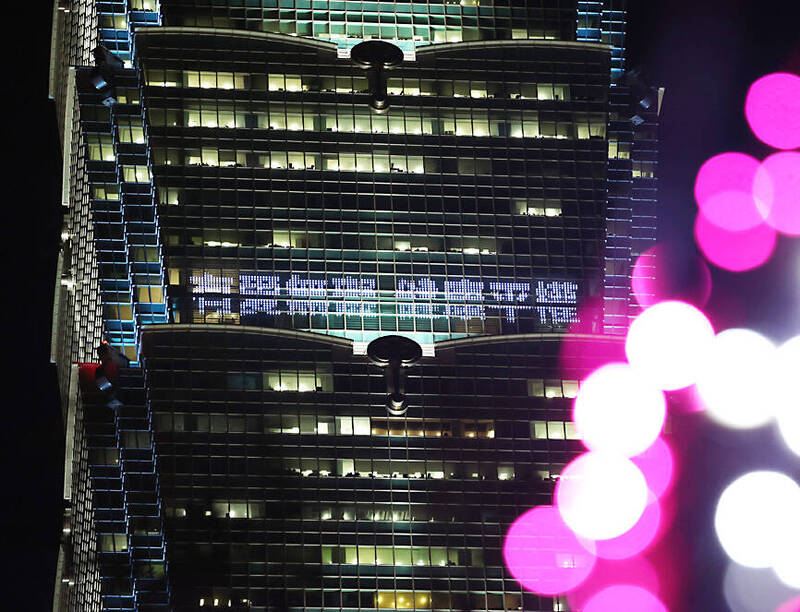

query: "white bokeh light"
(556, 452), (649, 541)
(772, 523), (800, 589)
(696, 329), (777, 428)
(626, 300), (715, 391)
(775, 335), (800, 457)
(714, 471), (800, 568)
(572, 363), (666, 457)
(723, 562), (800, 612)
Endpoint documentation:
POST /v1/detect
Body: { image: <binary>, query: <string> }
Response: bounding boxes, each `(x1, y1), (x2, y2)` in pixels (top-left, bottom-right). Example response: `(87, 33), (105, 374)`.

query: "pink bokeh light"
(556, 452), (649, 541)
(694, 152), (764, 231)
(573, 363), (666, 457)
(776, 595), (800, 612)
(558, 297), (626, 376)
(502, 505), (597, 596)
(631, 244), (712, 309)
(581, 497), (663, 560)
(568, 556), (661, 611)
(631, 437), (676, 500)
(582, 585), (668, 612)
(625, 301), (715, 391)
(753, 151), (800, 236)
(745, 72), (800, 150)
(694, 211), (777, 272)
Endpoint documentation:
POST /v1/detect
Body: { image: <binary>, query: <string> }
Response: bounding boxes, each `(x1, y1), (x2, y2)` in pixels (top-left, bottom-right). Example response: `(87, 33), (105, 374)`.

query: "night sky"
(5, 1), (799, 609)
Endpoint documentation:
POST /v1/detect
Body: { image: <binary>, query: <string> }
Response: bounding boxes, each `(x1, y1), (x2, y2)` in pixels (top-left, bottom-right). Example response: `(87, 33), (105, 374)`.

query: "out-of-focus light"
(503, 505), (596, 595)
(559, 297), (626, 374)
(582, 585), (668, 612)
(772, 523), (800, 589)
(631, 243), (713, 309)
(753, 151), (800, 236)
(694, 212), (777, 272)
(775, 335), (800, 457)
(631, 246), (659, 308)
(696, 328), (777, 428)
(567, 556), (660, 611)
(714, 471), (800, 568)
(630, 437), (675, 499)
(694, 152), (764, 231)
(582, 496), (662, 560)
(573, 363), (666, 457)
(723, 562), (800, 612)
(631, 242), (711, 308)
(745, 72), (800, 150)
(626, 301), (715, 391)
(776, 596), (800, 612)
(556, 452), (648, 541)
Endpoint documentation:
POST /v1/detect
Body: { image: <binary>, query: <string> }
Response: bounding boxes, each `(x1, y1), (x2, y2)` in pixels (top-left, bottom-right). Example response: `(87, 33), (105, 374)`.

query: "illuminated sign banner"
(190, 273), (579, 326)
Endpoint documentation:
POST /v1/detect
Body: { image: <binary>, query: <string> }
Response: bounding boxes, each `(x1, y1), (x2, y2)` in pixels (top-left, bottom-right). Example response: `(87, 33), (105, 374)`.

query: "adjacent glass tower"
(49, 1), (661, 611)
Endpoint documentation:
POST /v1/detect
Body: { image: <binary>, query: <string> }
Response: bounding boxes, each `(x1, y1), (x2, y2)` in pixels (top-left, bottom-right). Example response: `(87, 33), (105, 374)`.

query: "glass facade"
(136, 31), (610, 344)
(134, 326), (622, 611)
(49, 1), (662, 610)
(160, 0), (580, 53)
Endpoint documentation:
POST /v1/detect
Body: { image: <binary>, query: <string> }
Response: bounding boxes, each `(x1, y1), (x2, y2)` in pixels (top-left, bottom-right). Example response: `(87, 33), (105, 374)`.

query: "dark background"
(5, 1), (799, 609)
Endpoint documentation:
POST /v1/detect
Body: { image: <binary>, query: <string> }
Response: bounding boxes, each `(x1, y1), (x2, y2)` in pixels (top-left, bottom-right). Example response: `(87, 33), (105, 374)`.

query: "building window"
(99, 534), (128, 552)
(323, 546), (471, 567)
(512, 198), (562, 217)
(633, 160), (656, 178)
(117, 119), (145, 143)
(527, 379), (580, 398)
(263, 366), (333, 392)
(210, 501), (265, 518)
(531, 420), (582, 441)
(122, 165), (150, 183)
(87, 134), (115, 161)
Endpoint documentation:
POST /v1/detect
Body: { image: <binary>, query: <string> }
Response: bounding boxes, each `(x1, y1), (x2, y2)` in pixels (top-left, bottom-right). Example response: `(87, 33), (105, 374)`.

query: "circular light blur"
(724, 562), (800, 612)
(776, 596), (800, 612)
(503, 505), (597, 595)
(573, 363), (666, 457)
(772, 523), (800, 589)
(626, 301), (715, 391)
(714, 471), (800, 568)
(582, 585), (668, 612)
(745, 72), (800, 150)
(558, 297), (627, 376)
(775, 336), (800, 457)
(696, 328), (777, 429)
(630, 437), (675, 499)
(567, 556), (660, 612)
(556, 452), (649, 541)
(753, 151), (800, 236)
(632, 244), (713, 309)
(694, 152), (764, 231)
(583, 497), (662, 560)
(694, 212), (777, 272)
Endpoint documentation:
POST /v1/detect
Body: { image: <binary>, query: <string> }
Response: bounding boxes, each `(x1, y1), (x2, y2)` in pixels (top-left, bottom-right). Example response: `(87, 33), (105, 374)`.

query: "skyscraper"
(49, 2), (661, 610)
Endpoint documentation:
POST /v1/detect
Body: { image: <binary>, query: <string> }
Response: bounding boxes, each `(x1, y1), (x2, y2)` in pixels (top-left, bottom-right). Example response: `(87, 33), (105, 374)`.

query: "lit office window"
(99, 534), (128, 552)
(87, 134), (115, 161)
(531, 421), (582, 441)
(117, 119), (145, 144)
(210, 501), (265, 518)
(263, 366), (333, 392)
(122, 165), (150, 183)
(527, 379), (579, 398)
(512, 198), (562, 217)
(92, 184), (119, 200)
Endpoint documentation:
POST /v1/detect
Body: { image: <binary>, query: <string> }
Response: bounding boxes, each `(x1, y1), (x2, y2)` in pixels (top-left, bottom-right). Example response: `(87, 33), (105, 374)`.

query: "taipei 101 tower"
(48, 1), (661, 610)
